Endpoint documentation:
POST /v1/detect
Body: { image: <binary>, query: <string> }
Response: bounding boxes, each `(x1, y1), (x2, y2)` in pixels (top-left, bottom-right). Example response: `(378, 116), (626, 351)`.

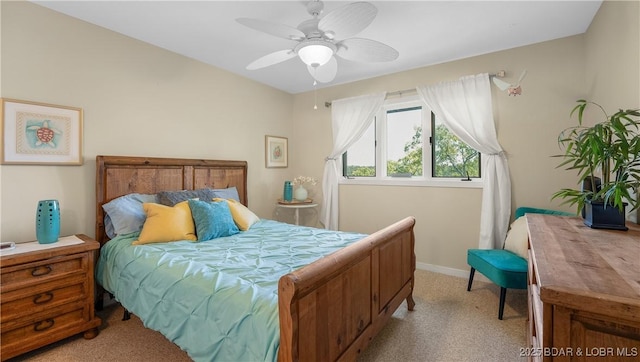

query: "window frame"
(340, 96), (483, 188)
(430, 111), (482, 180)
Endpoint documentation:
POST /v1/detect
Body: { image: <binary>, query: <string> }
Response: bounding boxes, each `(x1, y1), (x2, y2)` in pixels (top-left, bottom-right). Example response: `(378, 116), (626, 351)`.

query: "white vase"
(294, 185), (308, 201)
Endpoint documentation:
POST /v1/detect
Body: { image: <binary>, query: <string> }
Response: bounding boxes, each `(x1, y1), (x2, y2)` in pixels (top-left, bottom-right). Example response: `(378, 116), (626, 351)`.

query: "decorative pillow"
(157, 189), (217, 206)
(133, 201), (197, 245)
(503, 216), (529, 259)
(213, 198), (259, 231)
(104, 215), (116, 239)
(102, 193), (158, 238)
(211, 187), (240, 202)
(188, 199), (239, 241)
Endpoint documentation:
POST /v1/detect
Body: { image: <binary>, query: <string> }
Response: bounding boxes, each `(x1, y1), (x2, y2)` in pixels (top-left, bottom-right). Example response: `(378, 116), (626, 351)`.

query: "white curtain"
(320, 92), (386, 230)
(417, 73), (511, 249)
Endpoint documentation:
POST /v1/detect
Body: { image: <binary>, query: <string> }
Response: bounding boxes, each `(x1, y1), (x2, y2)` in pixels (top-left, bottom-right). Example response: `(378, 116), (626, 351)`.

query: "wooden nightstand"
(0, 234), (102, 360)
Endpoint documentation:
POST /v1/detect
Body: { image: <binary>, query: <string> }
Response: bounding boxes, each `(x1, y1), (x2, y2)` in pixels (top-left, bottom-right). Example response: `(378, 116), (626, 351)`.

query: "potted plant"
(553, 100), (640, 230)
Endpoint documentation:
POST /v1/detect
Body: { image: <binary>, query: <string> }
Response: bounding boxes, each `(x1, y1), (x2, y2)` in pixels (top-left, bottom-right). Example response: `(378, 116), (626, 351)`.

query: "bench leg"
(499, 287), (507, 320)
(467, 267), (476, 291)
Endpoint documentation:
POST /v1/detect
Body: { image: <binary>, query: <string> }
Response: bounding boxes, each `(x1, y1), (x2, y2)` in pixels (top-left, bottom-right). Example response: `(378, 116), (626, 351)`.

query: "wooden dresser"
(526, 214), (640, 361)
(0, 234), (102, 360)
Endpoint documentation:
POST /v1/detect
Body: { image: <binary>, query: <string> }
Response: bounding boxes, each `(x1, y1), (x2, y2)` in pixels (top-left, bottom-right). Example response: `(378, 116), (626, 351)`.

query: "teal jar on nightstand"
(283, 181), (293, 202)
(36, 199), (60, 244)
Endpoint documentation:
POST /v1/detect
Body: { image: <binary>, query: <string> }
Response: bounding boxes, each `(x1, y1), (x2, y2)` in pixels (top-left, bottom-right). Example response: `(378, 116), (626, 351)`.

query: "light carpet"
(10, 269), (528, 362)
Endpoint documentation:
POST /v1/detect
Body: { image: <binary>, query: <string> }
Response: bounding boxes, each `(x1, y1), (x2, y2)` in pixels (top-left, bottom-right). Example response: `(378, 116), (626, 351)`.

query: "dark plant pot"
(583, 200), (628, 231)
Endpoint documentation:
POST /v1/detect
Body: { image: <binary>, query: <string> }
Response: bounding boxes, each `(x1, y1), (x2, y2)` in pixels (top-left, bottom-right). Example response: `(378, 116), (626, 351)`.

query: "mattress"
(96, 219), (366, 361)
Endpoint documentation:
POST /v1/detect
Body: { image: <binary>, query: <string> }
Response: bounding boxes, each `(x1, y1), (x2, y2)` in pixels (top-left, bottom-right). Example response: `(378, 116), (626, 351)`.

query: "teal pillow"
(188, 199), (239, 241)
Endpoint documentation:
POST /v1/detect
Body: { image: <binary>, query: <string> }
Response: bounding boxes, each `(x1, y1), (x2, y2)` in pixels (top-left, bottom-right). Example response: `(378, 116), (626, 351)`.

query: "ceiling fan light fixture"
(295, 40), (336, 67)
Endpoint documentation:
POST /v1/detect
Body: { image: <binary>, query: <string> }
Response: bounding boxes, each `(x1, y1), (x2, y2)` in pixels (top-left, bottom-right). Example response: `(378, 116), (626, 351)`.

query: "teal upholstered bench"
(466, 206), (573, 319)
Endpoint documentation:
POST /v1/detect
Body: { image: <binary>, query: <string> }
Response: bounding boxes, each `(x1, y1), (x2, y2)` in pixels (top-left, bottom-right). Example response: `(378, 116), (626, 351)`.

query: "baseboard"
(416, 261), (491, 283)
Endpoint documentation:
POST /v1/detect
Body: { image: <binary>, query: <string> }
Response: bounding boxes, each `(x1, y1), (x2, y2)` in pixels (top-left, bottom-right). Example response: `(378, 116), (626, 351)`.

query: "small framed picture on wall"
(265, 135), (288, 168)
(1, 98), (83, 165)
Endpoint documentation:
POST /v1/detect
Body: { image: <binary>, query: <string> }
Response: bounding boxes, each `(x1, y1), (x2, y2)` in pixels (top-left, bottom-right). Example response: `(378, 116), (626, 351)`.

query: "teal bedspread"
(96, 219), (366, 362)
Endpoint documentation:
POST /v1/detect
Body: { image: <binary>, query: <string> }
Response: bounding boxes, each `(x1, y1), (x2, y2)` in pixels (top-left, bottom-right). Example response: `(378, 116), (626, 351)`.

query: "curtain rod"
(324, 71), (505, 108)
(324, 88), (415, 108)
(324, 70), (505, 108)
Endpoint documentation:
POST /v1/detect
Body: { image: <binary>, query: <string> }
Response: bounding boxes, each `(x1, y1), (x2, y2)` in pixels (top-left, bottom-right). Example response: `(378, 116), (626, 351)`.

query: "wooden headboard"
(95, 155), (248, 246)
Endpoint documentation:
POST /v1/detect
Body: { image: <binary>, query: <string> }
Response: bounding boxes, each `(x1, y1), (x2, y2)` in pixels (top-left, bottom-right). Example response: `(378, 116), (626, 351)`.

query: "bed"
(94, 155), (416, 361)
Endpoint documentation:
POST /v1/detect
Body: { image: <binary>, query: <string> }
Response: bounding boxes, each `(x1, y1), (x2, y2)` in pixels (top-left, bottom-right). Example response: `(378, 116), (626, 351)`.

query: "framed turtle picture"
(265, 135), (288, 168)
(1, 98), (83, 165)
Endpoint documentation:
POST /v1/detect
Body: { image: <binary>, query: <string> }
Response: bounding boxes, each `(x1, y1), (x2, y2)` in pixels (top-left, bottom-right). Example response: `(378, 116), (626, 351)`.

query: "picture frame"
(1, 98), (83, 165)
(265, 135), (288, 168)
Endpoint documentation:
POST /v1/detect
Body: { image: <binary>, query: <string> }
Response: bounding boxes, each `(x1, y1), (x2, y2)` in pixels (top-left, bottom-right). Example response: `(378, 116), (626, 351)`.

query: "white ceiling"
(32, 1), (602, 94)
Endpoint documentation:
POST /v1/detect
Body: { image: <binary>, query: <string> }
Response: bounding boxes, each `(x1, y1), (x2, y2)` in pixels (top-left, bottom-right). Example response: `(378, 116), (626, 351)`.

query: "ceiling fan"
(236, 0), (399, 84)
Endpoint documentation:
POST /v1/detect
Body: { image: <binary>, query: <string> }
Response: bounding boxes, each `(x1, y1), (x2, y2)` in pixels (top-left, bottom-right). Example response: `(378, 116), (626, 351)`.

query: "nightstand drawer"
(0, 275), (86, 323)
(1, 254), (86, 291)
(1, 304), (86, 350)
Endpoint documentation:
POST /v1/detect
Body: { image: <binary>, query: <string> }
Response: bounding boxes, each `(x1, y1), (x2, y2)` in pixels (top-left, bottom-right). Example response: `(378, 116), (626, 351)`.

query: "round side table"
(276, 202), (318, 226)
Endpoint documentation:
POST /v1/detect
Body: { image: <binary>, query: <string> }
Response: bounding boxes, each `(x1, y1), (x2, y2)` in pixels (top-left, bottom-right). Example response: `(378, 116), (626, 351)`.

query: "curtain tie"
(325, 156), (337, 162)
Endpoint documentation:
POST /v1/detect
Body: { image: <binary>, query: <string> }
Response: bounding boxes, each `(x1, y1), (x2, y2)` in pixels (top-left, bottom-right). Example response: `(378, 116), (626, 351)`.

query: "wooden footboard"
(278, 216), (416, 362)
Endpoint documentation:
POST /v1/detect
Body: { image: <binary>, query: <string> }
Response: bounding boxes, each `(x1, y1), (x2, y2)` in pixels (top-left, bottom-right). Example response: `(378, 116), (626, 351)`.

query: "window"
(342, 97), (481, 186)
(431, 113), (481, 179)
(343, 121), (376, 177)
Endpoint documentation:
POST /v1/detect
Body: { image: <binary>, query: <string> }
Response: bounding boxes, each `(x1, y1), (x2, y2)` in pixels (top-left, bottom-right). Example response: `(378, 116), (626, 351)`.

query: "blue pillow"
(104, 214), (116, 239)
(212, 186), (240, 202)
(188, 199), (239, 241)
(102, 193), (158, 238)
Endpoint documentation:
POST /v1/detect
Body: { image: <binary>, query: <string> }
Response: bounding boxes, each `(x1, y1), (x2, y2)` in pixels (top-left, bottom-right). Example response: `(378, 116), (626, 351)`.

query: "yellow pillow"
(133, 201), (197, 245)
(212, 198), (260, 231)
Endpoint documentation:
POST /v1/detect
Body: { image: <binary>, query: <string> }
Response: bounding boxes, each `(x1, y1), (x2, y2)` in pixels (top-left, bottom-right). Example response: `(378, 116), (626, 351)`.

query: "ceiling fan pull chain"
(313, 79), (318, 110)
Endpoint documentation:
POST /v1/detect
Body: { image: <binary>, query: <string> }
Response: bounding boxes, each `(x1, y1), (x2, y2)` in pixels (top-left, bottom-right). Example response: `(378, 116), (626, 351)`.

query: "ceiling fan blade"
(517, 69), (528, 85)
(237, 18), (305, 41)
(308, 56), (337, 83)
(492, 77), (511, 91)
(318, 2), (377, 40)
(336, 38), (398, 62)
(247, 49), (297, 70)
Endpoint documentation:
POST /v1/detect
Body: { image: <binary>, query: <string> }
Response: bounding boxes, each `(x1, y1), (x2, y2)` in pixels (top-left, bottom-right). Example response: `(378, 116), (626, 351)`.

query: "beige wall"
(0, 1), (3, 239)
(585, 0), (639, 111)
(1, 1), (637, 275)
(291, 36), (585, 274)
(291, 0), (639, 274)
(0, 1), (294, 242)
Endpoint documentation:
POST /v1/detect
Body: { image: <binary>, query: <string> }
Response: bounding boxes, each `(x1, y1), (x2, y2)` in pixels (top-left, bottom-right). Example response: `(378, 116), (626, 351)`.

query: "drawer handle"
(33, 291), (54, 304)
(33, 319), (55, 332)
(31, 265), (52, 277)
